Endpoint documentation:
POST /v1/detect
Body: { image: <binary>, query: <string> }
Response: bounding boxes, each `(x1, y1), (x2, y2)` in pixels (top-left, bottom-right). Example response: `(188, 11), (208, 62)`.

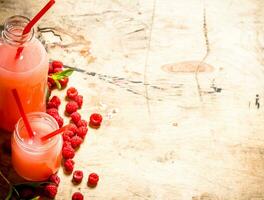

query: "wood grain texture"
(1, 0), (264, 199)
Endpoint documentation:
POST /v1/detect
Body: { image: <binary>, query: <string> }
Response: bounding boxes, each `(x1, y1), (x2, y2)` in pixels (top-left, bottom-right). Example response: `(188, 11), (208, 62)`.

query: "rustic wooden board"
(1, 0), (264, 199)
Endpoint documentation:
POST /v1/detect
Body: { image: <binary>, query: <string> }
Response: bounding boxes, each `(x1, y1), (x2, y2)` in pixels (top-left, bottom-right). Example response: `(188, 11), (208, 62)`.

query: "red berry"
(66, 101), (79, 114)
(59, 77), (69, 88)
(67, 87), (78, 99)
(47, 96), (61, 109)
(71, 112), (81, 124)
(53, 115), (64, 128)
(89, 113), (103, 127)
(47, 81), (53, 89)
(62, 146), (75, 159)
(88, 173), (99, 187)
(48, 76), (55, 86)
(63, 130), (75, 138)
(44, 184), (57, 198)
(63, 141), (72, 148)
(46, 108), (59, 118)
(63, 134), (71, 142)
(67, 123), (78, 134)
(52, 60), (63, 69)
(72, 192), (84, 200)
(76, 120), (88, 128)
(76, 126), (88, 139)
(64, 159), (75, 173)
(48, 63), (54, 74)
(70, 136), (83, 149)
(53, 68), (63, 73)
(49, 174), (60, 186)
(74, 95), (83, 108)
(72, 170), (83, 184)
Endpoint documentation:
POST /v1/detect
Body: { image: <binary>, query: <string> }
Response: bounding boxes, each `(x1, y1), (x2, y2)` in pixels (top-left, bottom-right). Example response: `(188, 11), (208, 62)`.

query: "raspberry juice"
(11, 112), (62, 181)
(0, 15), (49, 132)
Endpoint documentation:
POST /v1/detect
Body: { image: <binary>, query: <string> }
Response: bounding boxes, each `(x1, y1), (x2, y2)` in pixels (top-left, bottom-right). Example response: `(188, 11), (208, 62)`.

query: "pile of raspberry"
(44, 60), (102, 199)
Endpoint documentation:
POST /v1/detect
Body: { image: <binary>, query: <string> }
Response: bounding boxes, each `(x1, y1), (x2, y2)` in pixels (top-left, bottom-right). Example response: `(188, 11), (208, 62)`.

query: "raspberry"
(71, 112), (81, 124)
(88, 173), (99, 187)
(48, 63), (54, 74)
(72, 170), (83, 184)
(48, 76), (55, 86)
(46, 108), (58, 118)
(89, 113), (103, 127)
(72, 192), (84, 200)
(66, 101), (79, 114)
(53, 68), (63, 73)
(76, 126), (88, 139)
(63, 141), (72, 148)
(49, 174), (60, 186)
(74, 95), (83, 108)
(63, 130), (75, 138)
(47, 96), (61, 109)
(70, 136), (83, 149)
(53, 115), (64, 128)
(44, 184), (57, 198)
(63, 133), (71, 142)
(67, 123), (78, 134)
(76, 120), (88, 128)
(62, 146), (75, 159)
(52, 60), (63, 69)
(59, 77), (69, 88)
(67, 87), (78, 99)
(64, 159), (75, 173)
(47, 81), (53, 89)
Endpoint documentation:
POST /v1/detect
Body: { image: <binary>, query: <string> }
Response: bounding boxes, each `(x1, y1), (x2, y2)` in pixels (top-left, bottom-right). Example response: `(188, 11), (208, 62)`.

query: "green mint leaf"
(52, 69), (74, 81)
(54, 79), (61, 90)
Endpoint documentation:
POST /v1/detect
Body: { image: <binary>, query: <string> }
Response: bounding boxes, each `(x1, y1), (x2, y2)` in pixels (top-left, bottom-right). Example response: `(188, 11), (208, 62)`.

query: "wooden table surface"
(1, 0), (264, 199)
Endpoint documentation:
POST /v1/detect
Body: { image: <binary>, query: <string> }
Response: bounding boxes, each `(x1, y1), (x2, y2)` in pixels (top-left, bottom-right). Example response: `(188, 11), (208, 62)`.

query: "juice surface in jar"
(0, 15), (48, 132)
(12, 112), (62, 181)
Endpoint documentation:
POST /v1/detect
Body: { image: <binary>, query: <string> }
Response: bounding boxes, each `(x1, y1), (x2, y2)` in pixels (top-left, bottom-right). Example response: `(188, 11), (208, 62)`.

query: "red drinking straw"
(12, 89), (34, 138)
(15, 0), (56, 59)
(41, 125), (68, 141)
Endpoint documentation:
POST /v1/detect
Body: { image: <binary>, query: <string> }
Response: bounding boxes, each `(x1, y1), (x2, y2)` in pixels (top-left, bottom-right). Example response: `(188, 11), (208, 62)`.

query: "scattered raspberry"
(76, 126), (88, 139)
(53, 68), (63, 73)
(66, 101), (79, 114)
(72, 192), (84, 200)
(63, 133), (71, 142)
(74, 95), (83, 108)
(52, 60), (63, 69)
(70, 136), (83, 149)
(49, 174), (60, 186)
(88, 173), (99, 187)
(76, 119), (88, 128)
(47, 81), (53, 89)
(63, 130), (75, 138)
(89, 113), (103, 127)
(59, 77), (69, 88)
(71, 112), (81, 124)
(64, 159), (75, 173)
(48, 76), (55, 86)
(47, 96), (61, 109)
(44, 184), (58, 198)
(46, 108), (58, 118)
(63, 141), (72, 148)
(67, 87), (78, 100)
(67, 123), (78, 134)
(72, 170), (83, 184)
(53, 115), (64, 128)
(62, 145), (75, 159)
(48, 63), (54, 74)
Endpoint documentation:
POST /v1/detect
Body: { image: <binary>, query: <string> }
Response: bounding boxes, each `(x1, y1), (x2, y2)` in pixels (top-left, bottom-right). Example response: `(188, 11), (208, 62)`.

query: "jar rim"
(14, 112), (60, 153)
(3, 15), (35, 45)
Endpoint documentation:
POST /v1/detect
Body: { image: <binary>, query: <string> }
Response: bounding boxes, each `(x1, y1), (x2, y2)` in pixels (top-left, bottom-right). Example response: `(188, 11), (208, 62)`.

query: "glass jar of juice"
(12, 112), (62, 181)
(0, 15), (49, 132)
